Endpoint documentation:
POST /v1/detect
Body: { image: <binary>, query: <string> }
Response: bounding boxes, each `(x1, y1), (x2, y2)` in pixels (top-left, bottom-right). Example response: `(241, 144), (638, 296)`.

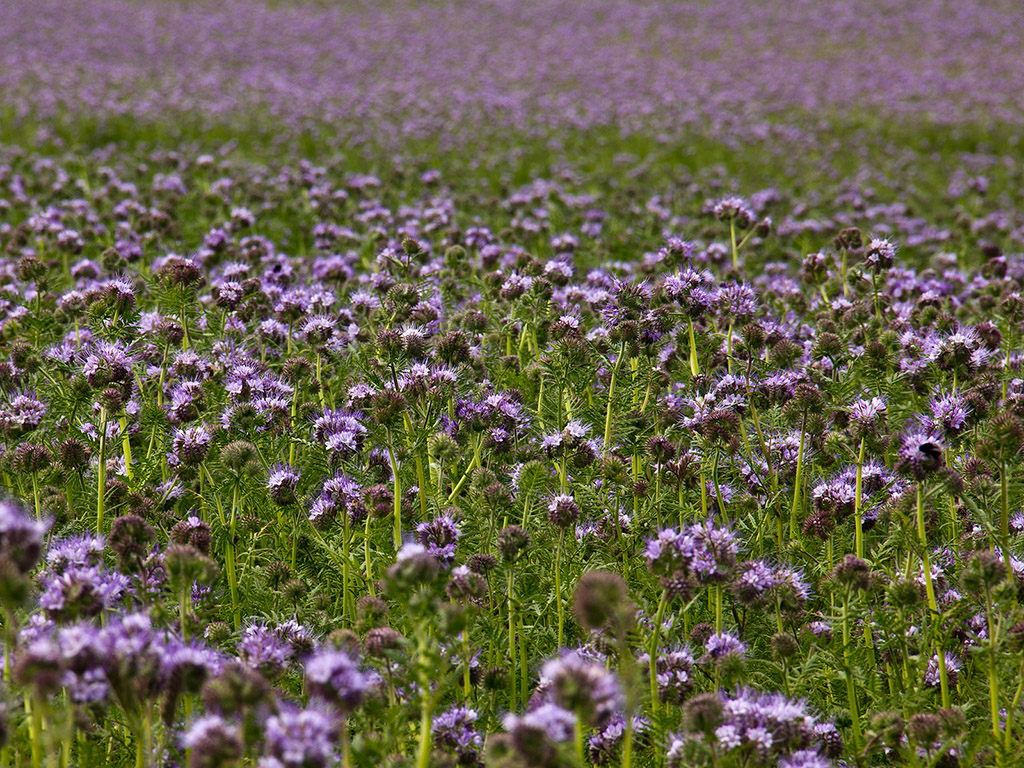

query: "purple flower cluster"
(645, 520), (739, 584)
(0, 14), (1023, 761)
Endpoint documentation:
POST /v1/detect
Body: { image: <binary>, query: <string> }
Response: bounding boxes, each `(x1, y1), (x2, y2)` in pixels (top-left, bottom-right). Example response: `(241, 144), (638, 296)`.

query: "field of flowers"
(1, 1), (1023, 767)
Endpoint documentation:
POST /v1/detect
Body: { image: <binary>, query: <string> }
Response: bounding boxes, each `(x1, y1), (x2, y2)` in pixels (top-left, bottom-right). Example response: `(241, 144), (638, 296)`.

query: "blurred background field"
(2, 3), (1024, 768)
(3, 0), (1022, 264)
(2, 0), (1020, 158)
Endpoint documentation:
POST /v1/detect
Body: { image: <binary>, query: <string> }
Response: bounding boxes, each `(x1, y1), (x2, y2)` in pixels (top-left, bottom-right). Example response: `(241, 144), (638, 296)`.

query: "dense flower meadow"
(3, 0), (1024, 147)
(1, 2), (1024, 768)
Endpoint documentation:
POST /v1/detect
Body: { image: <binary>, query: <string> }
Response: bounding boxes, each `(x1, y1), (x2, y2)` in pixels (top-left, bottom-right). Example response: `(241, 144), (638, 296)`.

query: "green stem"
(555, 528), (566, 649)
(1003, 659), (1024, 757)
(917, 482), (949, 708)
(387, 433), (402, 550)
(518, 612), (529, 709)
(27, 694), (42, 768)
(842, 591), (863, 757)
(649, 592), (668, 718)
(715, 584), (723, 634)
(342, 514), (352, 621)
(789, 414), (807, 539)
(508, 570), (517, 710)
(688, 319), (700, 377)
(31, 473), (41, 522)
(574, 719), (586, 766)
(917, 483), (938, 615)
(97, 406), (107, 533)
(228, 483), (241, 629)
(290, 510), (299, 571)
(401, 411), (429, 522)
(414, 630), (436, 768)
(729, 216), (738, 270)
(316, 351), (326, 409)
(179, 588), (190, 642)
(180, 308), (190, 351)
(342, 725), (351, 768)
(120, 415), (133, 481)
(986, 587), (1003, 763)
(364, 513), (375, 596)
(854, 438), (865, 559)
(726, 321), (734, 374)
(446, 437), (480, 504)
(991, 653), (1002, 763)
(462, 628), (472, 700)
(1002, 461), (1011, 549)
(603, 344), (624, 450)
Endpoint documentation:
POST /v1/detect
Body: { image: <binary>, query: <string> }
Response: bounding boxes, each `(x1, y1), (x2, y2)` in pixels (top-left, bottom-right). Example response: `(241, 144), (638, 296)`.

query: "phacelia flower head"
(267, 464), (301, 506)
(263, 705), (339, 768)
(432, 705), (483, 761)
(503, 702), (576, 765)
(304, 647), (369, 714)
(0, 499), (47, 574)
(182, 715), (243, 768)
(547, 494), (581, 528)
(863, 235), (897, 272)
(539, 650), (623, 728)
(170, 424), (213, 468)
(896, 430), (945, 481)
(415, 513), (460, 565)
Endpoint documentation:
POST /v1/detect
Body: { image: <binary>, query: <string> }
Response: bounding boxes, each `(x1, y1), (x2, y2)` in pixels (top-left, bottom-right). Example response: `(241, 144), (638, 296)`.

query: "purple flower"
(928, 392), (970, 435)
(863, 235), (897, 272)
(645, 520), (739, 584)
(81, 340), (134, 389)
(301, 314), (335, 346)
(0, 499), (47, 572)
(182, 715), (243, 768)
(780, 751), (835, 768)
(703, 633), (746, 662)
(304, 648), (369, 714)
(714, 688), (823, 759)
(39, 564), (128, 621)
(309, 474), (363, 527)
(689, 519), (740, 582)
(925, 652), (961, 688)
(313, 409), (367, 458)
(63, 668), (109, 704)
(774, 566), (812, 611)
(263, 705), (339, 768)
(46, 534), (105, 571)
(645, 528), (688, 575)
(588, 715), (649, 765)
(238, 625), (294, 677)
(713, 195), (755, 226)
(432, 705), (483, 755)
(849, 396), (886, 429)
(897, 430), (945, 481)
(539, 650), (623, 728)
(547, 494), (581, 528)
(267, 464), (301, 506)
(804, 621), (833, 643)
(731, 560), (779, 607)
(94, 613), (173, 705)
(715, 282), (759, 322)
(503, 702), (577, 744)
(663, 266), (715, 318)
(167, 379), (205, 424)
(1, 393), (47, 435)
(415, 514), (460, 566)
(638, 646), (694, 705)
(811, 477), (856, 518)
(169, 424), (213, 468)
(162, 638), (222, 687)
